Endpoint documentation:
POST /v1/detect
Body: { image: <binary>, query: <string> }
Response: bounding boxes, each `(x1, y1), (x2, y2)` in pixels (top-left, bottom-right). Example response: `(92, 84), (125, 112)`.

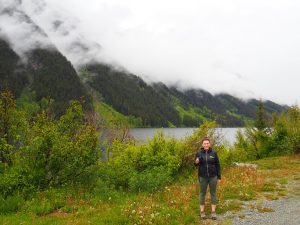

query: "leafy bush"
(232, 105), (300, 160)
(1, 90), (100, 197)
(98, 131), (182, 191)
(266, 119), (293, 156)
(129, 167), (172, 192)
(24, 101), (99, 188)
(180, 121), (225, 170)
(97, 162), (135, 189)
(0, 165), (34, 198)
(0, 195), (25, 214)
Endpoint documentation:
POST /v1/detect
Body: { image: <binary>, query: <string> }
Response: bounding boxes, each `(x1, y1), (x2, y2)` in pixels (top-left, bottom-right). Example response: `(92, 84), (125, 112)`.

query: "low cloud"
(0, 0), (108, 67)
(1, 0), (300, 105)
(0, 0), (53, 59)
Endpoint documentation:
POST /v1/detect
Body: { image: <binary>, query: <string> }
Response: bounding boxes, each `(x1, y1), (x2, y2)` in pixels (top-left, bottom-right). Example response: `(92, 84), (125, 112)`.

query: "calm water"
(130, 128), (244, 145)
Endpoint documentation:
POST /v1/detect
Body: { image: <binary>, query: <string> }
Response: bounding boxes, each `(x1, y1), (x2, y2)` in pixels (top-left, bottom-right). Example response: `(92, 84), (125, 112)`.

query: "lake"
(130, 127), (244, 145)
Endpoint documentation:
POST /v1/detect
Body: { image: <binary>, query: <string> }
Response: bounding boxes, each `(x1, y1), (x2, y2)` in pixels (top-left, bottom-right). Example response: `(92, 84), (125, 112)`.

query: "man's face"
(202, 140), (210, 150)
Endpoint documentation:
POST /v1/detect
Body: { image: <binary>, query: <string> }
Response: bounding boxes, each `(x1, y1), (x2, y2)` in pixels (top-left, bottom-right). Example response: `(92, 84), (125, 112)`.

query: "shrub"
(0, 195), (25, 214)
(180, 121), (225, 170)
(128, 167), (172, 192)
(0, 164), (34, 198)
(266, 119), (293, 156)
(99, 131), (182, 191)
(25, 101), (99, 188)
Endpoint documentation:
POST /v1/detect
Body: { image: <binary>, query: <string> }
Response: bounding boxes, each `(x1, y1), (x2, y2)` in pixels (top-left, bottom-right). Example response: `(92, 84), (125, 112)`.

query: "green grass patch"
(261, 182), (276, 192)
(94, 100), (142, 127)
(2, 155), (300, 224)
(218, 200), (242, 214)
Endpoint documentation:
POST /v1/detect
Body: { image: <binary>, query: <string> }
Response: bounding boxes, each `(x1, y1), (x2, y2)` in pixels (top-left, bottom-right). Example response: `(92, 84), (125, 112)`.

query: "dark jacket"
(194, 148), (221, 179)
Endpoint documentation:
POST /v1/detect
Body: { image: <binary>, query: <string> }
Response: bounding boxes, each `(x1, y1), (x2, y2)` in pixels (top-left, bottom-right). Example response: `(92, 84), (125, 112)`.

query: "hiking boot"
(200, 212), (206, 220)
(211, 212), (217, 220)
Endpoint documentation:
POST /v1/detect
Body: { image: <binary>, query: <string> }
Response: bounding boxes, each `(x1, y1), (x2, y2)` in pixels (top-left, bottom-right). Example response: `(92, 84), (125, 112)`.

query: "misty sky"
(1, 0), (300, 105)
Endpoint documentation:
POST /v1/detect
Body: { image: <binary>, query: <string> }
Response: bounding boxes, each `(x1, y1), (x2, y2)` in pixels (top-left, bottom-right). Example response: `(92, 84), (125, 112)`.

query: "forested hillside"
(83, 64), (181, 127)
(0, 36), (286, 127)
(0, 39), (28, 97)
(0, 38), (91, 116)
(0, 3), (286, 127)
(80, 63), (286, 127)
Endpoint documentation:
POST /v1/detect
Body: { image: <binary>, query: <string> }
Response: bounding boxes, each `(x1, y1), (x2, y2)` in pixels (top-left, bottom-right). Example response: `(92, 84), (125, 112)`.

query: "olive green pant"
(198, 176), (218, 205)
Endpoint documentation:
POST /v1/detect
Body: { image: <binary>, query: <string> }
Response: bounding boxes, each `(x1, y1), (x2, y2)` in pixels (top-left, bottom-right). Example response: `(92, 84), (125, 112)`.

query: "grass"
(1, 154), (300, 224)
(93, 100), (142, 127)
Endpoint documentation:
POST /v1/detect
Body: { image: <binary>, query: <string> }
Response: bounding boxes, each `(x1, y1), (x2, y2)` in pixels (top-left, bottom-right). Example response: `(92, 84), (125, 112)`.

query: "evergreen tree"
(255, 99), (267, 131)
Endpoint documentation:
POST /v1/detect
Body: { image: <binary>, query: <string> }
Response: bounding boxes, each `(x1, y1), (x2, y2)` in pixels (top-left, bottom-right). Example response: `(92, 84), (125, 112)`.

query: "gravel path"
(231, 197), (300, 225)
(229, 175), (300, 225)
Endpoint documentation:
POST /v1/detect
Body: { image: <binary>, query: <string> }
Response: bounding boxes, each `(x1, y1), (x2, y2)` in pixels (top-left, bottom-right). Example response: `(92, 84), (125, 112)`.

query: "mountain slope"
(0, 37), (91, 116)
(79, 64), (286, 127)
(83, 64), (181, 127)
(0, 3), (287, 127)
(0, 38), (28, 97)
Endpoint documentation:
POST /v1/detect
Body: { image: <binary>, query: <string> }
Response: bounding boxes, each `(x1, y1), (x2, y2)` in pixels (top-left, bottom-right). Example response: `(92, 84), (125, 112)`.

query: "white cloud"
(0, 0), (53, 59)
(1, 0), (299, 105)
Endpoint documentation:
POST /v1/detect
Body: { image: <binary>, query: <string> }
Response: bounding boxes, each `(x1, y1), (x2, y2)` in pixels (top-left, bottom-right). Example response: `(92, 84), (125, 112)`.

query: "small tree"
(26, 100), (99, 187)
(0, 88), (16, 166)
(255, 99), (267, 131)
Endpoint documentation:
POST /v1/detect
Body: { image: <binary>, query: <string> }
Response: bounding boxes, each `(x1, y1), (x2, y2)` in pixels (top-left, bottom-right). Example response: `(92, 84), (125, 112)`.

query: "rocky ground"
(229, 172), (300, 225)
(198, 170), (300, 225)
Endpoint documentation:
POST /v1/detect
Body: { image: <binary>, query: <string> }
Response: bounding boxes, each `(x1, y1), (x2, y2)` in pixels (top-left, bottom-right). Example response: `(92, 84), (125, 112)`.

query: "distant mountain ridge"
(0, 4), (287, 127)
(82, 63), (286, 127)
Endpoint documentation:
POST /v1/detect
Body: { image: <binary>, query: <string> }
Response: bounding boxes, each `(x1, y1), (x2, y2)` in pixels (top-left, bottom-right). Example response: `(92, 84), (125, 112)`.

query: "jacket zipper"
(206, 151), (210, 177)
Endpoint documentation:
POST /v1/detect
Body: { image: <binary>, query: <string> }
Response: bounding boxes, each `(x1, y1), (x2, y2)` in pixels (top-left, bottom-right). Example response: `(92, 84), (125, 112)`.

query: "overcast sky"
(2, 0), (300, 105)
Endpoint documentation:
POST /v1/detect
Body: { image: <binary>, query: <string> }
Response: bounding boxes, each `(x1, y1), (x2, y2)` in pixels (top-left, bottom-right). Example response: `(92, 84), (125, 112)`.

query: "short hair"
(202, 137), (210, 143)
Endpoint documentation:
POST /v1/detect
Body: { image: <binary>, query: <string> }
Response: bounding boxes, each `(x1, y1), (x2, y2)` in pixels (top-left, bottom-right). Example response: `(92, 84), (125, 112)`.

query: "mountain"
(82, 64), (181, 127)
(0, 3), (287, 127)
(80, 63), (286, 127)
(0, 38), (91, 116)
(0, 37), (92, 116)
(0, 38), (28, 97)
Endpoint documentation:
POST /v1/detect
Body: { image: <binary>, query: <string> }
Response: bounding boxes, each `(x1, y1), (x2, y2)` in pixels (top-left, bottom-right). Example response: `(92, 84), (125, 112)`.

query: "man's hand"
(195, 157), (200, 164)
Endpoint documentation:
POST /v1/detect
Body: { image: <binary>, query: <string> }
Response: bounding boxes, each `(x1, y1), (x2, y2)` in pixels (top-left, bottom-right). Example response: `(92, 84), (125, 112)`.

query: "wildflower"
(132, 210), (136, 214)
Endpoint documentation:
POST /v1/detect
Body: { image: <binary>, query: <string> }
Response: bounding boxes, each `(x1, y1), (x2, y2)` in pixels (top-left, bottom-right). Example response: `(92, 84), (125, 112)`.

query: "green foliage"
(94, 100), (142, 127)
(0, 195), (25, 214)
(16, 89), (40, 117)
(255, 99), (268, 131)
(129, 167), (172, 192)
(141, 132), (182, 173)
(25, 101), (99, 187)
(0, 89), (31, 170)
(232, 104), (300, 161)
(0, 88), (100, 199)
(98, 131), (183, 191)
(24, 189), (68, 216)
(266, 119), (293, 156)
(179, 121), (226, 169)
(0, 88), (16, 166)
(285, 106), (300, 153)
(0, 164), (34, 198)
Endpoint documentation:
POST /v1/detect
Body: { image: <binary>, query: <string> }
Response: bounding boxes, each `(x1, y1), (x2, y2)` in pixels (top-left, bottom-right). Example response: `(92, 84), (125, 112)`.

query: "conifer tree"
(255, 99), (267, 131)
